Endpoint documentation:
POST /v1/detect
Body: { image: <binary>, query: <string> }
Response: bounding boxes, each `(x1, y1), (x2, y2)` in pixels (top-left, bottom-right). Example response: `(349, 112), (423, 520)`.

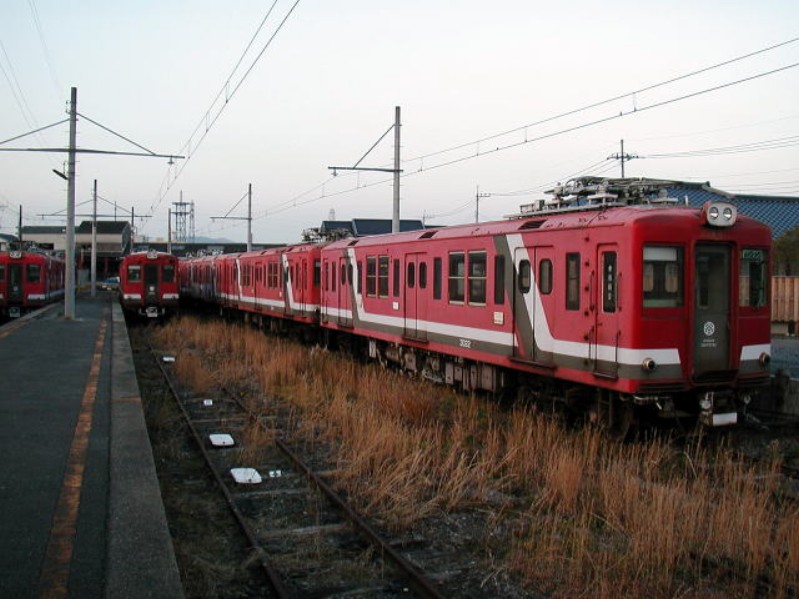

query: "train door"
(694, 244), (731, 377)
(404, 253), (428, 340)
(144, 263), (159, 304)
(512, 246), (554, 364)
(8, 263), (23, 303)
(594, 245), (620, 377)
(337, 254), (353, 327)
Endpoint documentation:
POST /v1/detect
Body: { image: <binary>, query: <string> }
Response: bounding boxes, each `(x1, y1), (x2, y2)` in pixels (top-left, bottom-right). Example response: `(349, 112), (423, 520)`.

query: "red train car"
(119, 250), (179, 318)
(180, 243), (321, 332)
(319, 178), (771, 429)
(0, 250), (65, 318)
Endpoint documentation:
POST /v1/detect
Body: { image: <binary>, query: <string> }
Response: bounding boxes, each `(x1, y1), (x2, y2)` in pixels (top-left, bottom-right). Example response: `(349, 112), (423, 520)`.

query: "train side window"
(602, 252), (617, 313)
(494, 255), (505, 304)
(366, 256), (377, 296)
(539, 259), (552, 295)
(128, 264), (141, 282)
(407, 262), (416, 289)
(378, 256), (389, 297)
(518, 260), (531, 294)
(740, 249), (768, 308)
(357, 261), (363, 294)
(27, 264), (41, 283)
(419, 262), (427, 289)
(0, 264), (5, 282)
(643, 246), (683, 308)
(393, 259), (400, 297)
(314, 260), (321, 288)
(332, 263), (337, 292)
(566, 253), (580, 311)
(341, 262), (347, 286)
(468, 251), (486, 305)
(347, 263), (353, 286)
(163, 264), (175, 283)
(433, 258), (442, 300)
(448, 252), (465, 303)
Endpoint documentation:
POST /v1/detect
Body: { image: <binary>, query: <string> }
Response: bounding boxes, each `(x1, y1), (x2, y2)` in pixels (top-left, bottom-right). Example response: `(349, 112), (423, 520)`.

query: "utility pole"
(211, 183), (253, 251)
(475, 186), (491, 224)
(91, 179), (97, 297)
(392, 106), (401, 233)
(18, 205), (22, 243)
(0, 85), (183, 320)
(65, 87), (77, 319)
(607, 139), (638, 177)
(247, 183), (252, 252)
(328, 106), (404, 233)
(167, 209), (172, 254)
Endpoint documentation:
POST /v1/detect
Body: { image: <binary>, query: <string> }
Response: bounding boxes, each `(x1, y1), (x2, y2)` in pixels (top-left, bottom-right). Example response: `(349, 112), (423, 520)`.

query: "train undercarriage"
(226, 309), (765, 438)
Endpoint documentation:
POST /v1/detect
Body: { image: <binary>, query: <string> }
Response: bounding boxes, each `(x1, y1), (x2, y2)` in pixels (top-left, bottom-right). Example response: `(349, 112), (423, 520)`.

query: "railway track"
(151, 346), (448, 599)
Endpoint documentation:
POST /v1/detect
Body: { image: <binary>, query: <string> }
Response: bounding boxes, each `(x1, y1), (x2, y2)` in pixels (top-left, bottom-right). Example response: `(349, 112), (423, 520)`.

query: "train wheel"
(596, 389), (635, 440)
(611, 400), (635, 440)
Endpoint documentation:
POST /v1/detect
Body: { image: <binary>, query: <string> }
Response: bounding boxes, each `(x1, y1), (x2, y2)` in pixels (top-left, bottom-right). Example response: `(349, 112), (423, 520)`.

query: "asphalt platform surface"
(0, 294), (183, 598)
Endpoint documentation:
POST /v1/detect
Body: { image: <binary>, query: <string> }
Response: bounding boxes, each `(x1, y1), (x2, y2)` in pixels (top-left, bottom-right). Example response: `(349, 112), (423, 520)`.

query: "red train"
(119, 250), (180, 318)
(0, 249), (65, 319)
(179, 178), (772, 431)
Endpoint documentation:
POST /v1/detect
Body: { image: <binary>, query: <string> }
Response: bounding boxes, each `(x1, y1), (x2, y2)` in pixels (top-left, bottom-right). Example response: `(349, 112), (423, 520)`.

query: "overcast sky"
(1, 1), (798, 244)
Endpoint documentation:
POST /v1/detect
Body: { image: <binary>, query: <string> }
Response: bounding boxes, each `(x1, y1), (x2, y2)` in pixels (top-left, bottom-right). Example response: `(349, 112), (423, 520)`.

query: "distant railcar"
(180, 243), (320, 333)
(0, 250), (65, 318)
(119, 250), (179, 318)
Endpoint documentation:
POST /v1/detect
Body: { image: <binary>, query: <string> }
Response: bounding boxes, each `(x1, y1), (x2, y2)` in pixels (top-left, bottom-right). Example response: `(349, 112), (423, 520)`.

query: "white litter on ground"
(230, 468), (262, 484)
(209, 433), (235, 447)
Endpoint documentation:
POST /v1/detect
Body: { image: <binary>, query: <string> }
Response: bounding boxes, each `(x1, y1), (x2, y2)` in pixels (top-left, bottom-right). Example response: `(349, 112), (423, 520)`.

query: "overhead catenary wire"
(27, 0), (63, 102)
(641, 135), (799, 159)
(0, 40), (61, 170)
(250, 59), (799, 224)
(398, 36), (799, 167)
(149, 0), (303, 221)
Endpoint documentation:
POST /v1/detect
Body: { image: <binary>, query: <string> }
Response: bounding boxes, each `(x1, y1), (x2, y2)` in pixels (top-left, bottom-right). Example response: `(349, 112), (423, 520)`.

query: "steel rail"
(151, 349), (292, 598)
(217, 382), (447, 599)
(274, 437), (447, 599)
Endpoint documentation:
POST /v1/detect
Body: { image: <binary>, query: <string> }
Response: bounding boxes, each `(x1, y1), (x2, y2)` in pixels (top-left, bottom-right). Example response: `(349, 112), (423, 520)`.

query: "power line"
(27, 0), (62, 101)
(252, 39), (799, 223)
(150, 0), (303, 220)
(642, 134), (799, 159)
(399, 36), (799, 167)
(0, 40), (60, 169)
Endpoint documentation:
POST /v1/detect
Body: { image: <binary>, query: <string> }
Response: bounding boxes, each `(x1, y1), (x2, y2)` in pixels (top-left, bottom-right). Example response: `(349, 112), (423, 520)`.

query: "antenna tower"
(172, 193), (195, 242)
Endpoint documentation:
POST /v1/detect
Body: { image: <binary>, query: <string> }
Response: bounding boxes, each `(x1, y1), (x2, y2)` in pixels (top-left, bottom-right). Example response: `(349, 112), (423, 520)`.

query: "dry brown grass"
(152, 316), (799, 597)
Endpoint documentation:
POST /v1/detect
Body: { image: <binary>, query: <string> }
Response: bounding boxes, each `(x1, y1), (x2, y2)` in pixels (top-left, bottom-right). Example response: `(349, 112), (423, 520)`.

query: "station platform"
(0, 294), (183, 599)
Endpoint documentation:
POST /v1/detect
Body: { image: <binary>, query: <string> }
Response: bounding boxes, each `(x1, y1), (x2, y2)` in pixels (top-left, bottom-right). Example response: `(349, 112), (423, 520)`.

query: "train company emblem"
(703, 321), (715, 337)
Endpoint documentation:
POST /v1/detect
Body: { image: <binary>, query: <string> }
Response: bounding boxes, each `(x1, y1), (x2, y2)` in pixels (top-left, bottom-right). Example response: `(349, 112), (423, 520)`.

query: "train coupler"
(699, 391), (738, 427)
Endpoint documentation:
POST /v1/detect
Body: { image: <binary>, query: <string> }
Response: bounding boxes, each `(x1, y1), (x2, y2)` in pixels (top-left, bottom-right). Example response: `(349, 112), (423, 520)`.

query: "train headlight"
(641, 358), (657, 372)
(702, 201), (737, 227)
(699, 392), (714, 412)
(759, 352), (771, 368)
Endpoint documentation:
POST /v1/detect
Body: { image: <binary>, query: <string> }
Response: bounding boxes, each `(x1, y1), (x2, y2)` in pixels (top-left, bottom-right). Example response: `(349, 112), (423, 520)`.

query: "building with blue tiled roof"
(666, 182), (799, 239)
